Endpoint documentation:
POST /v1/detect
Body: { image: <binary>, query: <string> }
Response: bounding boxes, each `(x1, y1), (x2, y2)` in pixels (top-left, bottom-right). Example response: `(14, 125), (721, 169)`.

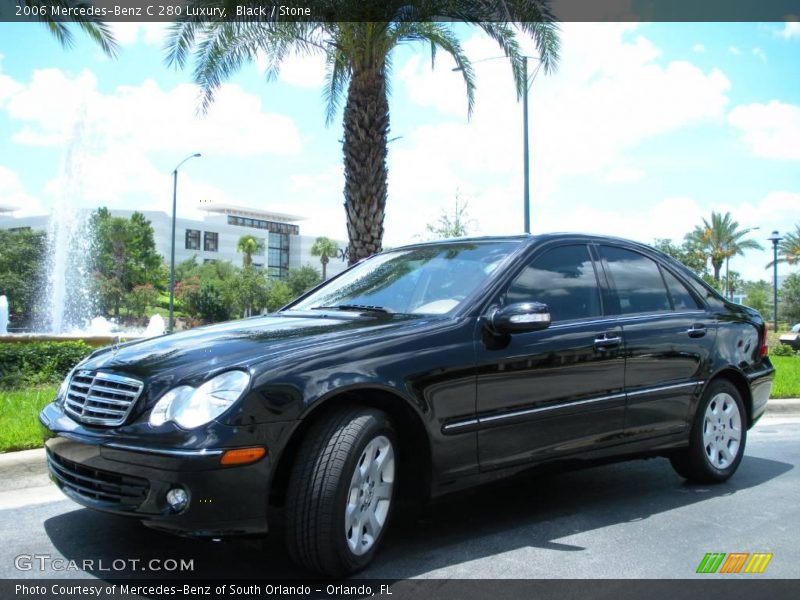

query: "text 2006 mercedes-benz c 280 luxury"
(40, 234), (774, 576)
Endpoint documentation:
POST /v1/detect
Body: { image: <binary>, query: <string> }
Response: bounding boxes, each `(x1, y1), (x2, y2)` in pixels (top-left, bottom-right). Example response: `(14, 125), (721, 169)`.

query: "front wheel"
(670, 380), (747, 483)
(286, 407), (397, 577)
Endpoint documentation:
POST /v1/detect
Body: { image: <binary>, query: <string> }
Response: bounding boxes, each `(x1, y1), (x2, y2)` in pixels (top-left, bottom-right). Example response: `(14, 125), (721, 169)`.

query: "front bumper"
(40, 405), (272, 537)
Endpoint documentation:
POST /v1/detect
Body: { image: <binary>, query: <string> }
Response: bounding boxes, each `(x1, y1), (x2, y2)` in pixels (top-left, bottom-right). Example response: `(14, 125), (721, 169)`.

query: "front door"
(475, 243), (626, 471)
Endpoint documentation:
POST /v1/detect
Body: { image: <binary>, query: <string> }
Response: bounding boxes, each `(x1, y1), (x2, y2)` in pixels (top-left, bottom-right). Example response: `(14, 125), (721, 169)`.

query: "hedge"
(0, 341), (95, 389)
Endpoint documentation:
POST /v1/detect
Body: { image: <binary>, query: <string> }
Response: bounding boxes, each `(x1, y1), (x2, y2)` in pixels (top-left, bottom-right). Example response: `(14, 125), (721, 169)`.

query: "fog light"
(166, 487), (189, 512)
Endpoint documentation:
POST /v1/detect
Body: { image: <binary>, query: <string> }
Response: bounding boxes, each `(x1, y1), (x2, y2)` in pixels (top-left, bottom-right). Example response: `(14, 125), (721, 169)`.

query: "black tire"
(670, 379), (747, 483)
(285, 407), (397, 577)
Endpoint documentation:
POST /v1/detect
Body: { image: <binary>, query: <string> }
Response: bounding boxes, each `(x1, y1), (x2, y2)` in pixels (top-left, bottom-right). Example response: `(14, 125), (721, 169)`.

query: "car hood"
(79, 311), (440, 383)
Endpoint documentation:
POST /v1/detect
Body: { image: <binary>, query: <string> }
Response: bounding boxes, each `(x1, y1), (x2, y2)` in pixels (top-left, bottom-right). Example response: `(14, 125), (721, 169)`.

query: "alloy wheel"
(345, 435), (395, 556)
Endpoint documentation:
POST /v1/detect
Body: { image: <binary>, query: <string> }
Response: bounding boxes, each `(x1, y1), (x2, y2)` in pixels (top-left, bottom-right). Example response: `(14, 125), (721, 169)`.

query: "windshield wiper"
(311, 304), (394, 314)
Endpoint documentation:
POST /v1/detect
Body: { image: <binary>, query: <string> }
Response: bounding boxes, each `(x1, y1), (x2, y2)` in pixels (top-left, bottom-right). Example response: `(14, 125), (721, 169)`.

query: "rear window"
(601, 246), (671, 314)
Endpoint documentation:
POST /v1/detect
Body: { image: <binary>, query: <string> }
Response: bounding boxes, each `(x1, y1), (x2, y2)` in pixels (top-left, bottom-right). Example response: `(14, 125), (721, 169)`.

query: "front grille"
(47, 450), (149, 508)
(64, 371), (144, 426)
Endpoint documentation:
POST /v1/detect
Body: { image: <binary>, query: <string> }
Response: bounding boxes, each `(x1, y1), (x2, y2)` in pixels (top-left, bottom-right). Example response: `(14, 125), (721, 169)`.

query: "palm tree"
(236, 235), (265, 267)
(310, 236), (339, 280)
(23, 0), (118, 57)
(166, 1), (560, 264)
(767, 225), (800, 268)
(685, 211), (763, 283)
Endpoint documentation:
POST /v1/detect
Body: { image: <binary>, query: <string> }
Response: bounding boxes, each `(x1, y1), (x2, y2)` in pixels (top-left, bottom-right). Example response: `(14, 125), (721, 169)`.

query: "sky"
(0, 21), (797, 282)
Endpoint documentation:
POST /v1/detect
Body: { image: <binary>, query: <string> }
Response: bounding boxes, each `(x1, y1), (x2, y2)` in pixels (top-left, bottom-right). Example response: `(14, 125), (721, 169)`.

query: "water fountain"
(0, 295), (8, 334)
(0, 110), (165, 344)
(38, 112), (96, 334)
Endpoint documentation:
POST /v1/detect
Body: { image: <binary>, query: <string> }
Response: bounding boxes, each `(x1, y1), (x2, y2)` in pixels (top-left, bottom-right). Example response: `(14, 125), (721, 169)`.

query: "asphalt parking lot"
(1, 415), (798, 581)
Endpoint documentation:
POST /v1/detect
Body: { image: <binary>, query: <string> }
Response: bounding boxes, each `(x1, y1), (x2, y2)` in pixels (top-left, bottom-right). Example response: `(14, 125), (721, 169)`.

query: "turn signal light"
(220, 447), (266, 466)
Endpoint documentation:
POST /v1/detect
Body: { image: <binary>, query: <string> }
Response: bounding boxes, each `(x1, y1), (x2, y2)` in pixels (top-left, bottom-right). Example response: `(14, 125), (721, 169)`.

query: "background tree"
(265, 280), (294, 313)
(768, 224), (800, 267)
(310, 237), (340, 281)
(685, 212), (761, 282)
(743, 280), (773, 321)
(424, 193), (476, 240)
(23, 0), (118, 57)
(167, 1), (560, 264)
(652, 238), (708, 276)
(780, 273), (800, 325)
(286, 266), (322, 298)
(0, 229), (46, 327)
(91, 208), (165, 316)
(231, 266), (269, 317)
(125, 284), (159, 320)
(236, 234), (265, 268)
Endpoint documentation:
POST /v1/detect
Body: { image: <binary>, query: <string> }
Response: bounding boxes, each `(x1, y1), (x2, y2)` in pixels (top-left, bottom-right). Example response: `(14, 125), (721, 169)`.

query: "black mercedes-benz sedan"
(39, 234), (774, 576)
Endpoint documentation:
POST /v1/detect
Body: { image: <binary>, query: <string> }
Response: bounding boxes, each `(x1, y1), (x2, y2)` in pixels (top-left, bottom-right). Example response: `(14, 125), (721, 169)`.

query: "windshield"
(288, 241), (520, 315)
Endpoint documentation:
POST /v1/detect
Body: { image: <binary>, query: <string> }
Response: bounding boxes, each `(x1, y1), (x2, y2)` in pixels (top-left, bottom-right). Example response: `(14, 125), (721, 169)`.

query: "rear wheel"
(286, 407), (397, 576)
(670, 379), (747, 483)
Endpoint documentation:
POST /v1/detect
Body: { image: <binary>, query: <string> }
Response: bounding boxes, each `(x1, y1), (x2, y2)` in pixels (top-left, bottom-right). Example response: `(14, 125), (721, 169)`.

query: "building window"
(267, 231), (290, 278)
(227, 215), (299, 236)
(185, 229), (201, 250)
(204, 231), (218, 252)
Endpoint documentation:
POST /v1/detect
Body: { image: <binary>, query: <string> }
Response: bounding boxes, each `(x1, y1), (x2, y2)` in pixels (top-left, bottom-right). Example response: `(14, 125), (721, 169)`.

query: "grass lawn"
(0, 386), (56, 452)
(771, 356), (800, 399)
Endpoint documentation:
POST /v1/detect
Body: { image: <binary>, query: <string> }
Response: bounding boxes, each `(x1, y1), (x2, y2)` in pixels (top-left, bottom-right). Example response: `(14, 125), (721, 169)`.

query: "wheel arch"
(703, 367), (754, 428)
(268, 385), (433, 515)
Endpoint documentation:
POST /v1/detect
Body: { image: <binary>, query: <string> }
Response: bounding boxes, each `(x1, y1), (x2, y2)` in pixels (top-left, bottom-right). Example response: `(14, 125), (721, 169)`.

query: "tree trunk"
(342, 65), (389, 265)
(321, 255), (329, 280)
(712, 259), (722, 281)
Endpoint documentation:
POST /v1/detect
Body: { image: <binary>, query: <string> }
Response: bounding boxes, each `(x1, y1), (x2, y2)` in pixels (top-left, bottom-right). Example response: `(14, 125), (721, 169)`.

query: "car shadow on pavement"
(43, 454), (792, 580)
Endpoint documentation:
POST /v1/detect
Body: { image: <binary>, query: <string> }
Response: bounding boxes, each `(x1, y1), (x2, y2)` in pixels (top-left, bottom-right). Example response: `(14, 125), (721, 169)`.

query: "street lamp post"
(453, 56), (540, 234)
(522, 56), (530, 234)
(168, 153), (201, 334)
(768, 230), (782, 332)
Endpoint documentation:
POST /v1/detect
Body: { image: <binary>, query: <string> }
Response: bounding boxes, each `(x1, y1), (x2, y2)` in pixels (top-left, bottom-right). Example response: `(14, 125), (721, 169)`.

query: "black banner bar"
(1, 0), (800, 23)
(3, 579), (800, 600)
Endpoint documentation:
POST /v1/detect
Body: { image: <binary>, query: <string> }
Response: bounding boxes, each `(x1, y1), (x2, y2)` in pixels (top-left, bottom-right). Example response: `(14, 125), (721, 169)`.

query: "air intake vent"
(64, 371), (143, 426)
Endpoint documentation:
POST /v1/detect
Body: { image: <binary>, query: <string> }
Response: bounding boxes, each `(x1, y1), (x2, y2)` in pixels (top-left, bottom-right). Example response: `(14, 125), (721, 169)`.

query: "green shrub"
(0, 341), (94, 389)
(771, 343), (797, 357)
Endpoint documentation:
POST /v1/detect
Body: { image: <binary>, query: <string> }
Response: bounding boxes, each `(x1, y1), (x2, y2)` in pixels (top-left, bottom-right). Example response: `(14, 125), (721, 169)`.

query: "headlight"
(55, 372), (72, 407)
(149, 370), (250, 429)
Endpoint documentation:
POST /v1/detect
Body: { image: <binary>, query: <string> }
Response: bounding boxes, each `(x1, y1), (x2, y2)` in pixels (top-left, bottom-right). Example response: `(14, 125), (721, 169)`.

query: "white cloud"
(692, 43), (706, 53)
(752, 47), (767, 61)
(110, 23), (169, 47)
(729, 45), (741, 55)
(2, 69), (302, 156)
(776, 22), (800, 39)
(604, 166), (645, 184)
(0, 166), (47, 217)
(729, 100), (800, 160)
(0, 63), (304, 220)
(383, 24), (731, 245)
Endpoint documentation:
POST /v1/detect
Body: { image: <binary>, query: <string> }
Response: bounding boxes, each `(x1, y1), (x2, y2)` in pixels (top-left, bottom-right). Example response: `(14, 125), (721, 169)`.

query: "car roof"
(390, 232), (658, 252)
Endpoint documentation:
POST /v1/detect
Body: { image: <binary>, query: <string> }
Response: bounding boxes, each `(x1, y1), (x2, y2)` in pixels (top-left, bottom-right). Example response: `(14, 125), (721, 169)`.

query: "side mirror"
(487, 302), (551, 335)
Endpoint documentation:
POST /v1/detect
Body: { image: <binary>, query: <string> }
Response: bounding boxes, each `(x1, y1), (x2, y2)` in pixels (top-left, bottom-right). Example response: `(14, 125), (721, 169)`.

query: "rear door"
(597, 245), (716, 438)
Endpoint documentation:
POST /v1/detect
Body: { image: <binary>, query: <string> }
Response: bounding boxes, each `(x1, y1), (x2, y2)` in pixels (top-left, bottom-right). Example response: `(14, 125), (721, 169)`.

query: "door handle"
(594, 334), (622, 350)
(687, 323), (706, 338)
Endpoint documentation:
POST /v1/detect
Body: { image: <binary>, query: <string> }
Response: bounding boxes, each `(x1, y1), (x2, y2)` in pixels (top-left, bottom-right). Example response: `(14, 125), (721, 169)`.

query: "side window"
(600, 246), (670, 314)
(662, 268), (702, 310)
(505, 245), (601, 322)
